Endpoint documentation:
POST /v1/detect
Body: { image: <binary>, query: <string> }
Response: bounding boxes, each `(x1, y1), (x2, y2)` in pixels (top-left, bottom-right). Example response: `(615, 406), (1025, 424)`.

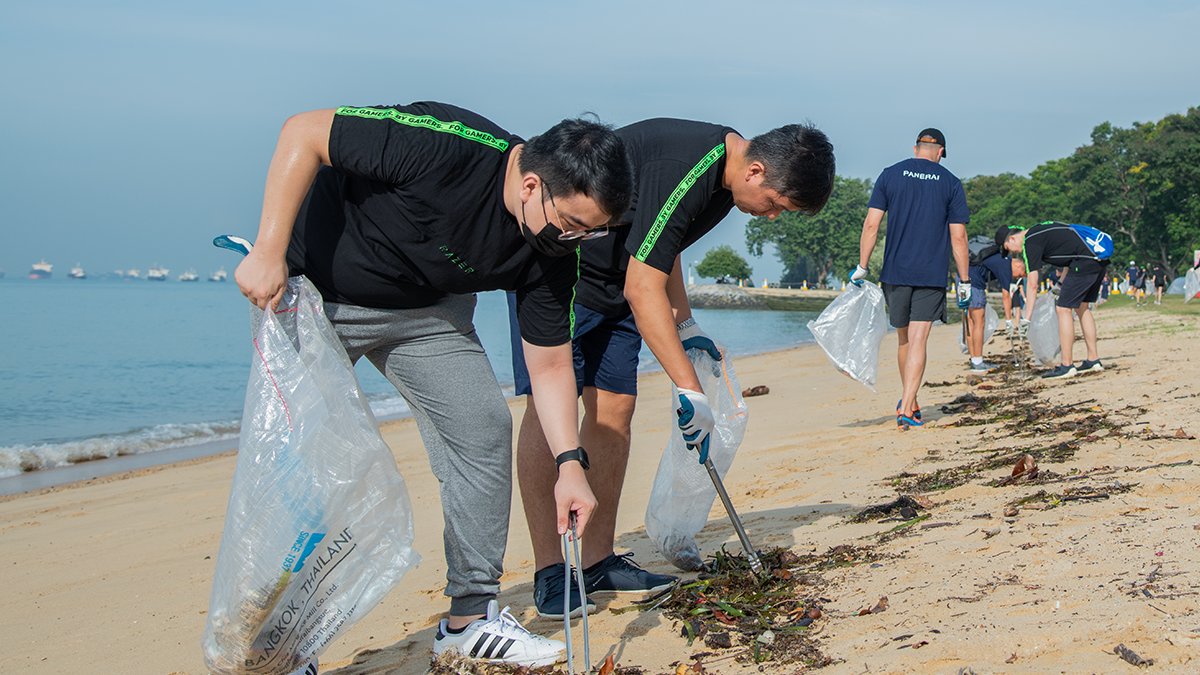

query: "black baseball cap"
(995, 225), (1020, 256)
(916, 128), (947, 157)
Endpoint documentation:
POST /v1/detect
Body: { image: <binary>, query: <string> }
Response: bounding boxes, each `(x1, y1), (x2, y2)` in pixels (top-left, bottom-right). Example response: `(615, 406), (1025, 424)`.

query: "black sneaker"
(582, 553), (678, 596)
(1041, 364), (1077, 380)
(1078, 359), (1104, 373)
(533, 563), (595, 619)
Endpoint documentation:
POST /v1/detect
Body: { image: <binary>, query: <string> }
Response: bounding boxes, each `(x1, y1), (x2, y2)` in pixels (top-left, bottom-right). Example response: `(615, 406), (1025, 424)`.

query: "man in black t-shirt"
(996, 221), (1112, 379)
(508, 118), (835, 616)
(235, 102), (632, 669)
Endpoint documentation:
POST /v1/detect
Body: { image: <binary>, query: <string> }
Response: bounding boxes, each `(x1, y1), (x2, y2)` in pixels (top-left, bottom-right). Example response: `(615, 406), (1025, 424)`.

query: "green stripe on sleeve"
(634, 143), (726, 262)
(335, 106), (510, 152)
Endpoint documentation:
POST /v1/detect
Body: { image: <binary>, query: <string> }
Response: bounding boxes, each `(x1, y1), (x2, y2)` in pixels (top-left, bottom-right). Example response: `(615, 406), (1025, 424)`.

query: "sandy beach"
(3, 298), (1197, 674)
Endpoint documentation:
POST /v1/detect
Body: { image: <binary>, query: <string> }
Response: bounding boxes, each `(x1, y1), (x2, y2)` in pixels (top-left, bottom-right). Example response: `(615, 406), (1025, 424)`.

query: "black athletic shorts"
(882, 283), (947, 328)
(1057, 260), (1107, 308)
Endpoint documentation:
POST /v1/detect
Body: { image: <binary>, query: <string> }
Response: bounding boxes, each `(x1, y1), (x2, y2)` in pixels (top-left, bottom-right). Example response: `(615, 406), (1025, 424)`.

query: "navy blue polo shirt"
(869, 157), (970, 287)
(969, 252), (1013, 290)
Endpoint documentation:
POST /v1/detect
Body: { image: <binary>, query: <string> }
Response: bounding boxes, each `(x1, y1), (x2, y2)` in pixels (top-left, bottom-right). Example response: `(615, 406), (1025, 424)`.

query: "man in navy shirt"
(851, 128), (970, 428)
(964, 242), (1015, 371)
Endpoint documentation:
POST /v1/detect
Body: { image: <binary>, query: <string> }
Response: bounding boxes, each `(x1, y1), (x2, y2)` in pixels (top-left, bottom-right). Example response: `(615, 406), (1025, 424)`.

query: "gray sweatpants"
(326, 294), (512, 616)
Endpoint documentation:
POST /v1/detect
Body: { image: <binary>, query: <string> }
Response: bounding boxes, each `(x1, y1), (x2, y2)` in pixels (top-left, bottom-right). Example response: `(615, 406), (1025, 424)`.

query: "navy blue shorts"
(508, 292), (642, 397)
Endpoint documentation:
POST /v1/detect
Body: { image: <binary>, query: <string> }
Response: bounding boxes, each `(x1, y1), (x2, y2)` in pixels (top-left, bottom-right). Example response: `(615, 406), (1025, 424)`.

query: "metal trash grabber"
(698, 449), (763, 573)
(561, 513), (590, 674)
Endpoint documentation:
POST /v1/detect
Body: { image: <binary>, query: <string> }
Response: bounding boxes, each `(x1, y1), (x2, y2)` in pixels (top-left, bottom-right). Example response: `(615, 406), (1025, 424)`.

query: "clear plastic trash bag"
(1027, 295), (1062, 366)
(203, 276), (418, 675)
(958, 303), (1000, 354)
(1186, 269), (1200, 303)
(807, 282), (888, 391)
(644, 344), (748, 571)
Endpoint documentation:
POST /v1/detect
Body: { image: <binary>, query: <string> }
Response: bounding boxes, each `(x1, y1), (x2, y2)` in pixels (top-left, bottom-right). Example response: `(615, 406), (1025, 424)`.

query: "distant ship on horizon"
(178, 269), (199, 282)
(126, 268), (141, 279)
(147, 265), (169, 281)
(29, 260), (53, 279)
(208, 267), (227, 282)
(68, 264), (87, 279)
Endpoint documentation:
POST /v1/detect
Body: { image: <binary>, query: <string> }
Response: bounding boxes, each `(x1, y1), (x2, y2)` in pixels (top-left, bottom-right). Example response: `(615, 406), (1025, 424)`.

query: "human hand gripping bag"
(958, 303), (1000, 354)
(644, 342), (748, 571)
(203, 276), (419, 675)
(1027, 295), (1061, 366)
(806, 281), (888, 391)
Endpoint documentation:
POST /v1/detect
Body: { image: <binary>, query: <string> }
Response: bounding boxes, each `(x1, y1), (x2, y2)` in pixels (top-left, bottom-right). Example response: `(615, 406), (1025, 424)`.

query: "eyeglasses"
(543, 182), (608, 241)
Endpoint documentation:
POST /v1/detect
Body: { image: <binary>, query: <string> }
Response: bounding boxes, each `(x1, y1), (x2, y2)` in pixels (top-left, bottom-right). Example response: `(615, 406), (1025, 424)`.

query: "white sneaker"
(433, 600), (564, 667)
(285, 658), (317, 675)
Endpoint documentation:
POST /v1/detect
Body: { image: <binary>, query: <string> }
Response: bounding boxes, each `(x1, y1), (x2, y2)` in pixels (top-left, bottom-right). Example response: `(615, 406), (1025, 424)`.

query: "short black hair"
(746, 123), (836, 215)
(519, 118), (633, 222)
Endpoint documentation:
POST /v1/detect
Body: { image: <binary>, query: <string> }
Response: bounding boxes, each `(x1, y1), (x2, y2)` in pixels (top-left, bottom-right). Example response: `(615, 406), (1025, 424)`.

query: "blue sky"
(2, 1), (1197, 282)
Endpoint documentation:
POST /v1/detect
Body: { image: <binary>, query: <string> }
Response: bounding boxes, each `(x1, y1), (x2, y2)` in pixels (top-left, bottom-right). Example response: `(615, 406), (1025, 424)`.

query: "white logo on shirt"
(902, 170), (940, 181)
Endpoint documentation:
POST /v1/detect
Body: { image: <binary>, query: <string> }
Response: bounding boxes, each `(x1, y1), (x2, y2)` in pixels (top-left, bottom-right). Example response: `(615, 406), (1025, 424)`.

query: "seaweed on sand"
(654, 547), (873, 668)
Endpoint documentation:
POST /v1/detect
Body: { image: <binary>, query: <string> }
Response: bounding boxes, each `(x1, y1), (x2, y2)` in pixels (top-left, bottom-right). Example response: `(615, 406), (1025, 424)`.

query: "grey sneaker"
(582, 552), (678, 595)
(532, 563), (595, 619)
(1041, 364), (1077, 380)
(1078, 359), (1104, 373)
(968, 359), (999, 372)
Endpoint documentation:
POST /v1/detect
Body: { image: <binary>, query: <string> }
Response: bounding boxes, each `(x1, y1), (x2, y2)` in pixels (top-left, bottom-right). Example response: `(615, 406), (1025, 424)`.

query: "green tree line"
(746, 106), (1200, 283)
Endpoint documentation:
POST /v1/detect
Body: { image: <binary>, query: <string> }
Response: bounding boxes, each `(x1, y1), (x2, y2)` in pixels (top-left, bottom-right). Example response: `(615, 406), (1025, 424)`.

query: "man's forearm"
(626, 259), (702, 392)
(949, 223), (969, 281)
(1024, 271), (1039, 321)
(858, 209), (883, 269)
(665, 257), (693, 324)
(522, 341), (582, 454)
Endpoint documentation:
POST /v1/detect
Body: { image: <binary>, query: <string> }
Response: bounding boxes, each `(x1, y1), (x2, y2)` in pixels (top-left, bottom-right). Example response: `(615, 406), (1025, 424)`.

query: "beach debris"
(939, 392), (986, 414)
(851, 495), (930, 522)
(1174, 428), (1194, 439)
(1011, 454), (1038, 480)
(704, 632), (733, 649)
(982, 527), (1002, 539)
(741, 385), (770, 397)
(858, 596), (889, 615)
(1113, 643), (1154, 667)
(654, 547), (847, 667)
(673, 662), (706, 675)
(1006, 653), (1018, 663)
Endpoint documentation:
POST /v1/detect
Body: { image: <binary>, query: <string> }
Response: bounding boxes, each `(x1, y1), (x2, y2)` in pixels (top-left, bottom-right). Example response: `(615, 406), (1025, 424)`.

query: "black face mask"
(520, 200), (582, 258)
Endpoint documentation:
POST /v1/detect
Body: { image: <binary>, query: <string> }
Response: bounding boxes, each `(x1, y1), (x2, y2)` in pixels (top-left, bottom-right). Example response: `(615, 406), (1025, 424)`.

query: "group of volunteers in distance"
(231, 100), (1115, 671)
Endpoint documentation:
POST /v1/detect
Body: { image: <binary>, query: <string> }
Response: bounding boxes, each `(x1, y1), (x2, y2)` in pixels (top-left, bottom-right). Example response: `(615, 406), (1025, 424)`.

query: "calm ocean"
(0, 277), (817, 493)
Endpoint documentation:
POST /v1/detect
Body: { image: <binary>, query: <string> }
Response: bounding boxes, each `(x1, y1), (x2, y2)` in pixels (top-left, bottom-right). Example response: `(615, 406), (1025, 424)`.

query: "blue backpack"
(1065, 223), (1114, 260)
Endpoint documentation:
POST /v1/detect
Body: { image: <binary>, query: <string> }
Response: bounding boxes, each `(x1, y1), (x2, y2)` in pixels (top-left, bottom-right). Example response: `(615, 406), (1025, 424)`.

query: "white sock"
(971, 356), (984, 366)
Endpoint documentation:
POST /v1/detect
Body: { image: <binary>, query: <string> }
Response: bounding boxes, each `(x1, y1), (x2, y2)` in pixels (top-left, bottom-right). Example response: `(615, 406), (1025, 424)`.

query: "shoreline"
(0, 339), (816, 499)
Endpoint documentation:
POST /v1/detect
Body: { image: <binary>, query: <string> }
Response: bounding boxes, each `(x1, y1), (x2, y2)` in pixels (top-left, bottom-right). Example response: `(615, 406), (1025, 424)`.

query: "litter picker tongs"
(562, 512), (590, 674)
(699, 449), (763, 573)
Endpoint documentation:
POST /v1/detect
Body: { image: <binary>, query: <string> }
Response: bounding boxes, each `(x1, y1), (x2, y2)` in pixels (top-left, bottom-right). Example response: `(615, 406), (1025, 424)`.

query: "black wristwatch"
(555, 447), (590, 472)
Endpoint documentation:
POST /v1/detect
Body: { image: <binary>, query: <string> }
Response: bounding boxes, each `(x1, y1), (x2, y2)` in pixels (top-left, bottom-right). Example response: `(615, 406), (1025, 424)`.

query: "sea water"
(0, 277), (816, 491)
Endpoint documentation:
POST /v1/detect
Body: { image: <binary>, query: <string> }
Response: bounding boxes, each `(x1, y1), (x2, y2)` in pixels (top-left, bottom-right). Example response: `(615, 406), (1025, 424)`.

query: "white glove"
(675, 387), (714, 463)
(1005, 319), (1015, 337)
(677, 318), (722, 362)
(1018, 318), (1031, 338)
(849, 265), (868, 286)
(956, 283), (972, 310)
